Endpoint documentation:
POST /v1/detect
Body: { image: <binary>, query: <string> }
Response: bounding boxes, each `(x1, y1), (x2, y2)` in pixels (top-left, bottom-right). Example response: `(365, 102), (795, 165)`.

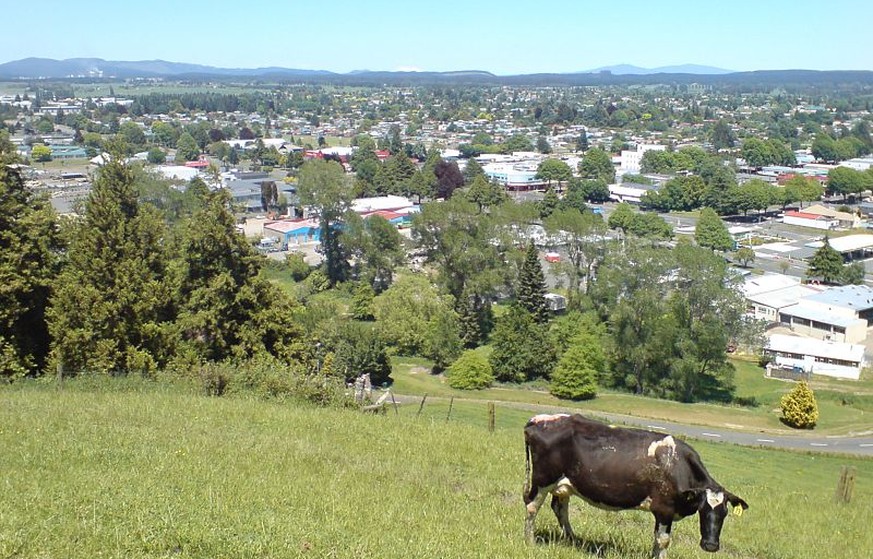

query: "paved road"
(392, 394), (873, 457)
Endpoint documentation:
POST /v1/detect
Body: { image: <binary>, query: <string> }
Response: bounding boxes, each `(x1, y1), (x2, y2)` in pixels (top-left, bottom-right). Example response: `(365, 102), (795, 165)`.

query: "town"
(4, 76), (873, 385)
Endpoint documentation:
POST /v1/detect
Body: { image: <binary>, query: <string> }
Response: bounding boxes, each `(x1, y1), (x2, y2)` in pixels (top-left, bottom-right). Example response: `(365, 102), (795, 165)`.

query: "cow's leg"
(651, 520), (672, 559)
(524, 488), (549, 544)
(550, 494), (575, 540)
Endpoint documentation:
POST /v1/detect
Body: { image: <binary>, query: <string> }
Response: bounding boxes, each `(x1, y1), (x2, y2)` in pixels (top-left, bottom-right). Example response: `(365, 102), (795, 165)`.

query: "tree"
(695, 208), (733, 251)
(333, 321), (392, 385)
(538, 187), (559, 219)
(710, 120), (735, 150)
(29, 142), (53, 163)
(607, 202), (634, 233)
(807, 237), (844, 284)
(147, 147), (166, 164)
(578, 147), (615, 183)
(780, 381), (819, 429)
(350, 282), (375, 320)
(841, 261), (866, 285)
(782, 175), (823, 208)
(544, 209), (607, 306)
(463, 157), (485, 185)
(536, 159), (572, 188)
(517, 242), (550, 323)
(344, 213), (405, 292)
(489, 305), (556, 383)
(466, 175), (507, 213)
(503, 134), (534, 153)
(0, 136), (62, 377)
(372, 274), (461, 361)
(734, 247), (756, 268)
(174, 190), (304, 364)
(575, 130), (589, 152)
(47, 152), (173, 374)
(549, 331), (603, 400)
(828, 167), (869, 200)
(297, 159), (354, 285)
(175, 132), (200, 162)
(446, 350), (494, 390)
(434, 159), (464, 199)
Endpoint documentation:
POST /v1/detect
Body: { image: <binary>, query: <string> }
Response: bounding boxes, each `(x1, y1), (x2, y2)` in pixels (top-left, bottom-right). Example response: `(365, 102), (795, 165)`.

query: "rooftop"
(767, 333), (865, 362)
(803, 284), (873, 311)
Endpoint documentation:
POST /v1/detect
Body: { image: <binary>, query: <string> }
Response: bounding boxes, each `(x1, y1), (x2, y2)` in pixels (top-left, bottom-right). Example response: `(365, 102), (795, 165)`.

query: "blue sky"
(3, 0), (871, 74)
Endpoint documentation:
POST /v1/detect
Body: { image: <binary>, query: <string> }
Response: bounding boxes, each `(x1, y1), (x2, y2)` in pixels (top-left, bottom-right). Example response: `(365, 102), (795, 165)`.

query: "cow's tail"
(523, 435), (532, 500)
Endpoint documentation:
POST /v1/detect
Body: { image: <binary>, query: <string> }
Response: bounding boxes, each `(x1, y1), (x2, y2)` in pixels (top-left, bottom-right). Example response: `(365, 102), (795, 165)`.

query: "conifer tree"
(807, 237), (844, 284)
(0, 133), (63, 377)
(463, 157), (485, 185)
(517, 242), (550, 323)
(780, 380), (819, 429)
(48, 149), (174, 374)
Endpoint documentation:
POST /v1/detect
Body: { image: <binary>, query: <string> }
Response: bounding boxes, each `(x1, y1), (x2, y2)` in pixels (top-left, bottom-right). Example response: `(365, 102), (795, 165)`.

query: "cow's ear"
(680, 488), (705, 507)
(725, 491), (749, 511)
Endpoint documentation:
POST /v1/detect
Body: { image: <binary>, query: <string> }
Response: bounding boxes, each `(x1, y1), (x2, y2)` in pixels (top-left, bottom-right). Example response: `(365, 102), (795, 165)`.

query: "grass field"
(1, 378), (871, 559)
(391, 356), (873, 437)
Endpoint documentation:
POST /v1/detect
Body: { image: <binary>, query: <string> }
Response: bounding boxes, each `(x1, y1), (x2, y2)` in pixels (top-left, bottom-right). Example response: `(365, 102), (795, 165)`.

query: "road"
(391, 393), (873, 457)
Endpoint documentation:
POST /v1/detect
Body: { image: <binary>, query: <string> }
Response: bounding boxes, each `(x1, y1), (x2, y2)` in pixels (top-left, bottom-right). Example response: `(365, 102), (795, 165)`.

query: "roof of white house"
(767, 333), (865, 362)
(803, 204), (857, 221)
(802, 284), (873, 310)
(741, 273), (801, 297)
(746, 285), (824, 309)
(264, 218), (319, 233)
(805, 234), (873, 253)
(155, 165), (200, 181)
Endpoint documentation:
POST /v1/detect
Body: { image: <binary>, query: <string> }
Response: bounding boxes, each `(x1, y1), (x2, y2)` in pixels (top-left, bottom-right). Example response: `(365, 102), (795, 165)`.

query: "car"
(545, 251), (561, 263)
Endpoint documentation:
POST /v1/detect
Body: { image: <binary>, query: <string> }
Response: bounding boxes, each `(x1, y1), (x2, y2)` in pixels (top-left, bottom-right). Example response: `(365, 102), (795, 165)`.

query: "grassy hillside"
(1, 379), (872, 558)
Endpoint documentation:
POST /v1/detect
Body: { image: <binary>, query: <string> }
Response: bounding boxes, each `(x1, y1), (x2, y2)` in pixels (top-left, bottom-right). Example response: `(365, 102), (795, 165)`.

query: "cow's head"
(681, 487), (748, 552)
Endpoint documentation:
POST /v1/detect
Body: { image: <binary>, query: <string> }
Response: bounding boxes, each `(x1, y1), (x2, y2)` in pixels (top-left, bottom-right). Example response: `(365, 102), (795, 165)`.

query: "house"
(263, 218), (320, 246)
(782, 210), (838, 230)
(778, 284), (873, 344)
(802, 204), (862, 229)
(741, 274), (825, 322)
(620, 144), (665, 173)
(544, 293), (567, 312)
(764, 334), (865, 380)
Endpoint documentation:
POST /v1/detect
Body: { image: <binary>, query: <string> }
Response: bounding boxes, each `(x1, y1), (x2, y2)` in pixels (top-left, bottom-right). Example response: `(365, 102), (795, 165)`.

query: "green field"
(391, 356), (873, 436)
(1, 379), (871, 558)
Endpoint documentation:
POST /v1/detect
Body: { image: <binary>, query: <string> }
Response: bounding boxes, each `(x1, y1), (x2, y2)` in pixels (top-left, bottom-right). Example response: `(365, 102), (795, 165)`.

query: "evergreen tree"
(0, 134), (63, 377)
(351, 282), (375, 321)
(467, 174), (507, 213)
(807, 237), (844, 284)
(48, 152), (174, 374)
(576, 130), (589, 152)
(549, 331), (603, 400)
(489, 305), (555, 382)
(463, 157), (485, 185)
(446, 350), (494, 390)
(780, 380), (819, 429)
(538, 187), (559, 219)
(517, 242), (550, 323)
(174, 189), (304, 364)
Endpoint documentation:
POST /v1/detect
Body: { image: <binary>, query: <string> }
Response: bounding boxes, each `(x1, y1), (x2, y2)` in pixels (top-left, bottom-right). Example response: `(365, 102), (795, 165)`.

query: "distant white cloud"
(394, 65), (423, 72)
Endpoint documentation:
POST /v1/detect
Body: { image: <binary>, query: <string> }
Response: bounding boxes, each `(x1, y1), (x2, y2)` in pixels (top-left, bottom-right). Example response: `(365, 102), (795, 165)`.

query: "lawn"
(391, 356), (873, 436)
(1, 379), (871, 559)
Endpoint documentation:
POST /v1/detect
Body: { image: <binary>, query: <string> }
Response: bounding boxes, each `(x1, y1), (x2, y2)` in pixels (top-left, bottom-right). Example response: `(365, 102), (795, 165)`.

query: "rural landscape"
(3, 8), (873, 556)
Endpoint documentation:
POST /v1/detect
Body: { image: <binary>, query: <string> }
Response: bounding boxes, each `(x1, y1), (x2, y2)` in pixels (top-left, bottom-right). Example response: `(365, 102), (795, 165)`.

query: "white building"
(620, 144), (666, 173)
(741, 274), (825, 322)
(764, 334), (865, 380)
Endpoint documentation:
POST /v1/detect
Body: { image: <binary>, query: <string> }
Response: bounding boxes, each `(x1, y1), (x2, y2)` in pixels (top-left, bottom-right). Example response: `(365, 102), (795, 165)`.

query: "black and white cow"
(524, 413), (748, 558)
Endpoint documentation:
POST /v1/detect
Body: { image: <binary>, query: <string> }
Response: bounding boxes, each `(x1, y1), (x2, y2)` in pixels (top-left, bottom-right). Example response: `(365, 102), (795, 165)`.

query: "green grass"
(390, 356), (873, 436)
(1, 379), (871, 558)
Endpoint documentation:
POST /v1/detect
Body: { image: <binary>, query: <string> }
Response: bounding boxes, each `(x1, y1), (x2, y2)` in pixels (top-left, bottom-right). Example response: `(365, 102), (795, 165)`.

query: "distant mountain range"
(0, 58), (871, 87)
(584, 64), (734, 75)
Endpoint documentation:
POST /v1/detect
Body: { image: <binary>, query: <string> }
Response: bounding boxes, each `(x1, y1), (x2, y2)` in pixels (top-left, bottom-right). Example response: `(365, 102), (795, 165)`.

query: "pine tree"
(489, 305), (556, 382)
(48, 151), (174, 374)
(695, 207), (733, 251)
(549, 331), (603, 401)
(780, 380), (819, 429)
(0, 133), (63, 377)
(807, 237), (844, 284)
(517, 243), (550, 323)
(463, 157), (485, 185)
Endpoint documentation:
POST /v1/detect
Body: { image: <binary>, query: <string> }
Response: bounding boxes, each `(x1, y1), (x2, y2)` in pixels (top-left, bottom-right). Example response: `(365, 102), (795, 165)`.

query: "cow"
(523, 413), (748, 559)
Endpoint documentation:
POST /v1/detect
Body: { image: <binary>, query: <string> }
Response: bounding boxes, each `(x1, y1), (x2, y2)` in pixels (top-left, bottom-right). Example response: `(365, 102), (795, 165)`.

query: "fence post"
(389, 391), (399, 415)
(416, 394), (428, 418)
(488, 402), (496, 433)
(445, 396), (454, 422)
(835, 466), (856, 503)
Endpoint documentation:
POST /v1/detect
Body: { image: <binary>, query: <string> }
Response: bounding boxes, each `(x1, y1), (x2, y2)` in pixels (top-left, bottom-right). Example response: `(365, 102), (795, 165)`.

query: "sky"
(3, 0), (871, 75)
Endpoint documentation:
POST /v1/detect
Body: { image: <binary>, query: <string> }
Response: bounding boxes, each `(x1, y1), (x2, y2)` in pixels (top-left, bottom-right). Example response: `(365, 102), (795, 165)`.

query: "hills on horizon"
(0, 57), (871, 87)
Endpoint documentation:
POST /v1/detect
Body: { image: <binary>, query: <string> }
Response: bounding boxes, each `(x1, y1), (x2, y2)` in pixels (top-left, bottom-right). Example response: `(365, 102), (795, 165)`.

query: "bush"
(285, 252), (312, 282)
(446, 350), (494, 390)
(780, 380), (819, 429)
(549, 346), (599, 400)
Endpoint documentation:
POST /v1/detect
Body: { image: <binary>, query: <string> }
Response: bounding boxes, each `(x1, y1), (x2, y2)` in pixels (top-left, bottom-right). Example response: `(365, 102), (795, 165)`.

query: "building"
(804, 234), (873, 262)
(764, 334), (865, 380)
(620, 144), (666, 173)
(483, 162), (544, 191)
(801, 204), (863, 229)
(263, 218), (320, 246)
(782, 210), (838, 230)
(778, 284), (873, 344)
(741, 274), (825, 322)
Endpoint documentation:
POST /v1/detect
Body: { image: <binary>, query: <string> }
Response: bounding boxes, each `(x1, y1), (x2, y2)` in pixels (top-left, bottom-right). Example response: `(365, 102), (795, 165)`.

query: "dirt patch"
(409, 366), (431, 375)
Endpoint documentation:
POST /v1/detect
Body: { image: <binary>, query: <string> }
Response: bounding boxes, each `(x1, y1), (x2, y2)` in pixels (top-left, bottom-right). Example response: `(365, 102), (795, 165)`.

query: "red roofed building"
(782, 210), (838, 230)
